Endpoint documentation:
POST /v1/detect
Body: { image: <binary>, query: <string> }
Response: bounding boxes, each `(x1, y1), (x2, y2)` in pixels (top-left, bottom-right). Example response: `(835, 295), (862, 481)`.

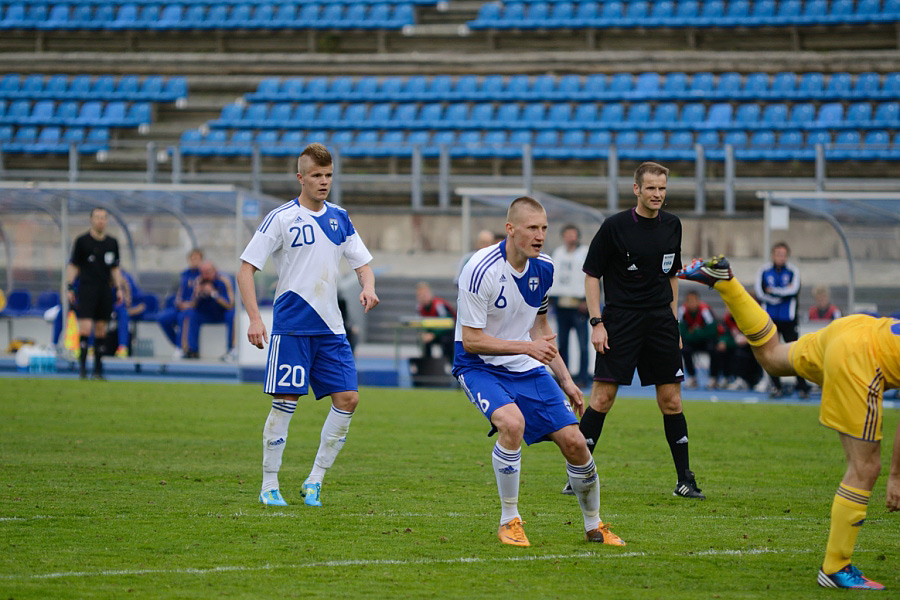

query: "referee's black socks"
(94, 338), (105, 376)
(663, 412), (691, 481)
(578, 406), (607, 454)
(79, 335), (89, 376)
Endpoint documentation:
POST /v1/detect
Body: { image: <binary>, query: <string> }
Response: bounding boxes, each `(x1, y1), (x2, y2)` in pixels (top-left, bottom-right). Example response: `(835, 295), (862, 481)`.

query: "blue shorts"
(264, 333), (358, 399)
(456, 367), (578, 446)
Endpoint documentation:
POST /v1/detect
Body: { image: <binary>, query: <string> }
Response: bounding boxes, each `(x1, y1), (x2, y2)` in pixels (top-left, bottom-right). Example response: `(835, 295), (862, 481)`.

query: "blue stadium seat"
(827, 0), (855, 23)
(622, 0), (648, 26)
(801, 0), (828, 24)
(43, 3), (71, 30)
(249, 3), (274, 28)
(319, 4), (345, 27)
(852, 72), (882, 99)
(598, 0), (624, 26)
(661, 72), (688, 99)
(249, 77), (280, 102)
(94, 75), (115, 98)
(422, 75), (453, 103)
(504, 75), (530, 100)
(771, 72), (798, 98)
(397, 75), (428, 102)
(273, 3), (296, 25)
(477, 75), (505, 102)
(857, 130), (890, 160)
(0, 74), (20, 97)
(829, 130), (861, 160)
(651, 102), (678, 125)
(24, 3), (47, 27)
(1, 4), (27, 28)
(495, 103), (521, 128)
(574, 1), (598, 25)
(797, 72), (825, 98)
(572, 103), (598, 126)
(608, 73), (633, 98)
(723, 0), (750, 24)
(227, 130), (254, 156)
(807, 130), (831, 150)
(761, 103), (789, 128)
(697, 0), (725, 26)
(529, 74), (556, 101)
(8, 125), (37, 152)
(1, 290), (31, 316)
(140, 76), (165, 101)
(775, 0), (802, 23)
(673, 0), (699, 24)
(22, 74), (43, 97)
(417, 103), (444, 128)
(702, 102), (733, 129)
(788, 103), (816, 127)
(873, 101), (899, 127)
(243, 103), (268, 128)
(723, 130), (748, 149)
(598, 102), (625, 128)
(543, 103), (571, 128)
(291, 102), (319, 127)
(678, 102), (706, 128)
(825, 72), (854, 99)
(378, 76), (404, 102)
(75, 101), (103, 126)
(556, 74), (582, 101)
(342, 103), (368, 128)
(734, 103), (762, 127)
(715, 72), (742, 100)
(116, 75), (140, 99)
(26, 100), (54, 125)
(34, 126), (62, 152)
(470, 2), (500, 28)
(814, 102), (844, 129)
(688, 72), (714, 97)
(853, 0), (882, 23)
(845, 102), (873, 127)
(304, 77), (328, 98)
(343, 4), (369, 28)
(581, 74), (607, 100)
(324, 76), (354, 102)
(67, 75), (91, 99)
(443, 103), (470, 128)
(519, 103), (546, 128)
(881, 73), (900, 99)
(695, 130), (720, 149)
(624, 102), (651, 127)
(296, 3), (320, 24)
(548, 2), (574, 27)
(647, 0), (674, 25)
(742, 72), (770, 99)
(5, 99), (30, 123)
(522, 2), (551, 28)
(268, 103), (293, 128)
(157, 3), (184, 29)
(631, 72), (661, 100)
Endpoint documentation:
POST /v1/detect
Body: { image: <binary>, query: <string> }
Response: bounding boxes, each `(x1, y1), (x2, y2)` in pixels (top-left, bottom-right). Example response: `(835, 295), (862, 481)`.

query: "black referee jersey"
(583, 207), (682, 310)
(70, 231), (120, 288)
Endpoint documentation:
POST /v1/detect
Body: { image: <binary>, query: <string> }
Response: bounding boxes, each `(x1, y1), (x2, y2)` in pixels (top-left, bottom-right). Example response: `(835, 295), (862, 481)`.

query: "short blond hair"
(506, 196), (545, 224)
(297, 143), (333, 174)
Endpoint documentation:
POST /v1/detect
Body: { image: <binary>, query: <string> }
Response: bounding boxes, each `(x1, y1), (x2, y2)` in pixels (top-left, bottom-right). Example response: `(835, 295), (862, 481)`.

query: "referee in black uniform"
(66, 207), (126, 380)
(574, 162), (705, 499)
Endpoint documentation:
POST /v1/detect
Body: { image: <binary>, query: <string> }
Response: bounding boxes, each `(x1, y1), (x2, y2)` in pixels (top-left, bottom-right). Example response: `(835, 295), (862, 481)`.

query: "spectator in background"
(66, 207), (126, 380)
(549, 224), (591, 388)
(158, 248), (203, 358)
(809, 285), (842, 322)
(723, 310), (765, 392)
(181, 260), (235, 360)
(415, 281), (456, 363)
(755, 242), (811, 399)
(678, 290), (721, 389)
(111, 269), (147, 357)
(454, 229), (498, 286)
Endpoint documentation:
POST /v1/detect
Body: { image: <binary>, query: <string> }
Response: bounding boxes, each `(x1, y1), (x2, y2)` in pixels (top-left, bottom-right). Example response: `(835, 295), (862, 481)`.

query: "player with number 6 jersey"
(238, 143), (379, 509)
(453, 196), (624, 547)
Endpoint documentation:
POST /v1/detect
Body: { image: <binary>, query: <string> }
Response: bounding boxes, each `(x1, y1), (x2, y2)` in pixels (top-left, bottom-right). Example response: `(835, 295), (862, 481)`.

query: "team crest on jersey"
(661, 253), (675, 273)
(528, 276), (539, 291)
(329, 218), (338, 231)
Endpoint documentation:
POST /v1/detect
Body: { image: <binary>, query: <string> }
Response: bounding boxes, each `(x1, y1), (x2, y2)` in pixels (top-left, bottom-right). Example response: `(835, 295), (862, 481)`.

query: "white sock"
(567, 459), (601, 532)
(306, 405), (354, 485)
(492, 442), (521, 525)
(261, 399), (296, 493)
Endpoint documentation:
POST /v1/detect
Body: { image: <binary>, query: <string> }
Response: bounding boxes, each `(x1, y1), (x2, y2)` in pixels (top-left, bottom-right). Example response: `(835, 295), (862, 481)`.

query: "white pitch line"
(0, 547), (804, 581)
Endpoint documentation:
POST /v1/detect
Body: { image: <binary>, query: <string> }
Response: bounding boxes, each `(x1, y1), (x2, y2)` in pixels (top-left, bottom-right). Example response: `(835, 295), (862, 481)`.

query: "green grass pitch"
(1, 378), (898, 599)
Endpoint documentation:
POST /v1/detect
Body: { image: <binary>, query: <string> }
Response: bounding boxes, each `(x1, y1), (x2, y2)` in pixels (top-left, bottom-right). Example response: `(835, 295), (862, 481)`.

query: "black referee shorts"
(593, 305), (685, 386)
(74, 284), (114, 322)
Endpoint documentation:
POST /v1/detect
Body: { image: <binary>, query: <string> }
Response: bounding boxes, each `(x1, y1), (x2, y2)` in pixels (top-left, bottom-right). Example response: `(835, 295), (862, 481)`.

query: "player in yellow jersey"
(678, 255), (900, 591)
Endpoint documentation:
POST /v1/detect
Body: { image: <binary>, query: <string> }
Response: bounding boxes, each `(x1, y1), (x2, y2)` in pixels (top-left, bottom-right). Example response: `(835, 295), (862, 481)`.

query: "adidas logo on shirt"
(499, 274), (507, 282)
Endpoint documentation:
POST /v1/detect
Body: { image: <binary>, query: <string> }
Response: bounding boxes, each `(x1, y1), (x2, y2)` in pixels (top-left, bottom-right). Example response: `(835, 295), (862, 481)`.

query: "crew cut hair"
(506, 196), (545, 224)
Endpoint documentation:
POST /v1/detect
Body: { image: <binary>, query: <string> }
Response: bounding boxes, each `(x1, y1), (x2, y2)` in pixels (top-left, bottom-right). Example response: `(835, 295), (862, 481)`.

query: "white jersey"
(453, 241), (554, 373)
(240, 199), (372, 336)
(548, 243), (588, 299)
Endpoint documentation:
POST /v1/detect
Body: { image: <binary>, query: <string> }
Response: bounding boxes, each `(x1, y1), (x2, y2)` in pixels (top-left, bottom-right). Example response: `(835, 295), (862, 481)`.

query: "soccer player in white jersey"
(237, 143), (379, 508)
(453, 196), (625, 547)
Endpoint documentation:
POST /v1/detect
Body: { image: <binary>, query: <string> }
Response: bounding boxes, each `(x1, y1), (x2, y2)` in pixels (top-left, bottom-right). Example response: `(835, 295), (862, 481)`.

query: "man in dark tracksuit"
(755, 242), (811, 399)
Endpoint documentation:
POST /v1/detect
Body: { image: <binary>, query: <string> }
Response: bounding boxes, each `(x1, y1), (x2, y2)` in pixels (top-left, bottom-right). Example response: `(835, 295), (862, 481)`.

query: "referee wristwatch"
(589, 317), (603, 327)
